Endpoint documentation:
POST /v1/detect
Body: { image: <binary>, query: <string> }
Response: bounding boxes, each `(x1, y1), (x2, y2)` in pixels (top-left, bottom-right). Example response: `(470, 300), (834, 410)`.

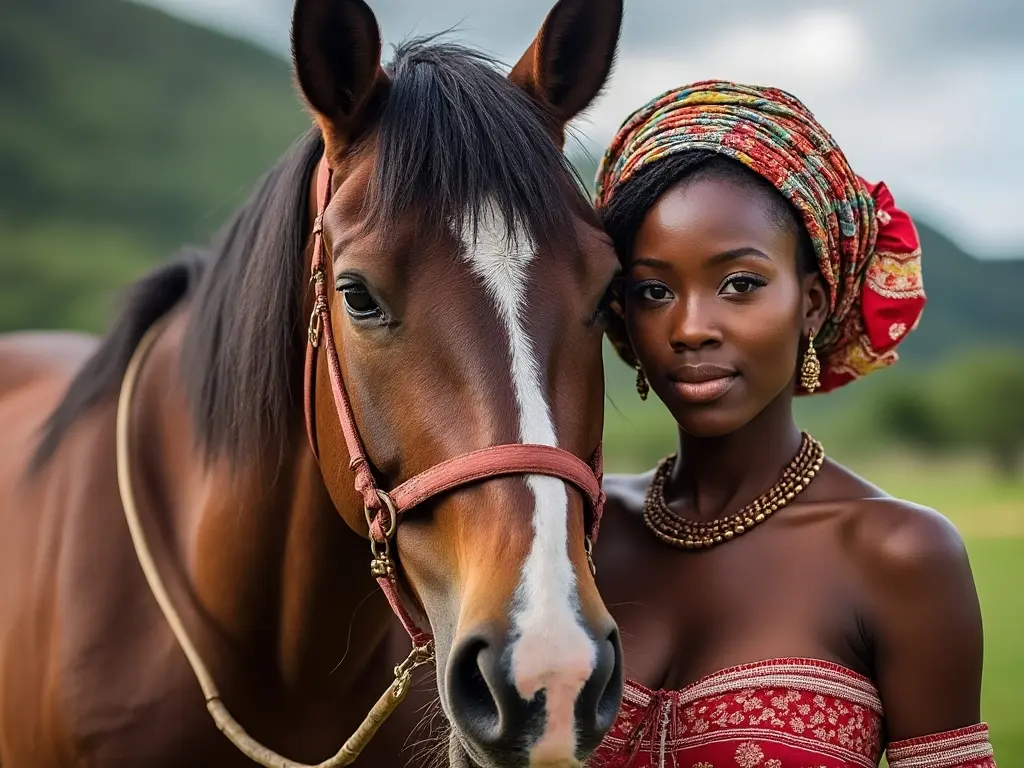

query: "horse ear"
(291, 0), (390, 158)
(509, 0), (623, 133)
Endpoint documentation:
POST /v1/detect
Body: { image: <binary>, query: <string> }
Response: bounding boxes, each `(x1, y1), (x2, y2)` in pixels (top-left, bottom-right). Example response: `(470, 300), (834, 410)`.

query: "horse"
(0, 0), (626, 765)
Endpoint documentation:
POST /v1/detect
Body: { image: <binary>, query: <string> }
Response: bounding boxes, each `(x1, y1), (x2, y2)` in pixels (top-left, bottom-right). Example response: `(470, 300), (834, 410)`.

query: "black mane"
(31, 37), (585, 472)
(370, 37), (582, 247)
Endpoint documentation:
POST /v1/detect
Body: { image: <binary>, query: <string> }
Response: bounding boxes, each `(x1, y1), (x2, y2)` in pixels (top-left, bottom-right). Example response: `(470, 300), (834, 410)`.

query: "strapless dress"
(589, 657), (995, 768)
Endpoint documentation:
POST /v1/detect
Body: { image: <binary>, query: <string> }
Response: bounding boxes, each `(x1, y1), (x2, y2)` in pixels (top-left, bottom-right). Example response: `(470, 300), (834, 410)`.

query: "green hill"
(2, 0), (1022, 372)
(0, 0), (310, 331)
(898, 221), (1024, 361)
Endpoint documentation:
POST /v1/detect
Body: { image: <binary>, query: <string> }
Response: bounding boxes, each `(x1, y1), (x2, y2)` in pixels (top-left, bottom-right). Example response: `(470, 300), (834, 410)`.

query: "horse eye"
(341, 285), (381, 318)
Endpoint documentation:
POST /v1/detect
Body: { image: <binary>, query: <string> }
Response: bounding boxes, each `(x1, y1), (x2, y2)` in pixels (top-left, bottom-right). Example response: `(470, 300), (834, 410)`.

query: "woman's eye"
(340, 285), (381, 318)
(638, 283), (673, 302)
(721, 275), (766, 295)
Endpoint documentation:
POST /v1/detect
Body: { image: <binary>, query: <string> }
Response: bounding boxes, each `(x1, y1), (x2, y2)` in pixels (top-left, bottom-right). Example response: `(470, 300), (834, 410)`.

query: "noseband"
(302, 155), (606, 646)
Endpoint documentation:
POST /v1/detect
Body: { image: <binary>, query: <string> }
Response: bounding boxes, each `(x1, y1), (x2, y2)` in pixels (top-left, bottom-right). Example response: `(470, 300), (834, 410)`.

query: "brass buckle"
(307, 307), (323, 348)
(366, 490), (399, 579)
(392, 640), (435, 699)
(307, 269), (327, 348)
(584, 535), (596, 576)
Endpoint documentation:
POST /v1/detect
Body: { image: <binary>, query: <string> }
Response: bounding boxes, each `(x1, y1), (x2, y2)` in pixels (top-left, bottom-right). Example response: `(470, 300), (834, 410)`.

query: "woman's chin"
(666, 403), (748, 439)
(653, 382), (751, 439)
(661, 383), (784, 440)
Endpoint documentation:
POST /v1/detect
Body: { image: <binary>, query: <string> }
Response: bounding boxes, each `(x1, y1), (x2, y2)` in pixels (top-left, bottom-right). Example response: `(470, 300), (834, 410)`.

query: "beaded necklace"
(643, 432), (824, 549)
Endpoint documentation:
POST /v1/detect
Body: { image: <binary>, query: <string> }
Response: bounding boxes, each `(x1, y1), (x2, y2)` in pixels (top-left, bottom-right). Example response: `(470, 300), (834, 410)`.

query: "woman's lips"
(668, 364), (738, 404)
(670, 376), (737, 403)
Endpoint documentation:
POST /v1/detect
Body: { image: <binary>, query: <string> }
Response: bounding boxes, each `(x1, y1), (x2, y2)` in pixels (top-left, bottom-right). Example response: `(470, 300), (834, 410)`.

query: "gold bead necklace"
(642, 432), (824, 550)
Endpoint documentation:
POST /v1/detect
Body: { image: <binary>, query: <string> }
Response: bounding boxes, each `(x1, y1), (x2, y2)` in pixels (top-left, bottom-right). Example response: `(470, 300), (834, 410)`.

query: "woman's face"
(624, 174), (827, 437)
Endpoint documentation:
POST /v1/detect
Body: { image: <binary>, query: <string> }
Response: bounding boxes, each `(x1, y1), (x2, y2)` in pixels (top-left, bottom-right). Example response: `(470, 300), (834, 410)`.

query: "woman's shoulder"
(845, 495), (973, 604)
(822, 464), (984, 739)
(821, 459), (969, 574)
(818, 460), (977, 640)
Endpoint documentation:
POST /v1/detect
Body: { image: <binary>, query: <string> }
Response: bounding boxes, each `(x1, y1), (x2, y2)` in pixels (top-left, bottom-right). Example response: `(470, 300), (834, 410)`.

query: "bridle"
(115, 153), (606, 766)
(303, 155), (606, 647)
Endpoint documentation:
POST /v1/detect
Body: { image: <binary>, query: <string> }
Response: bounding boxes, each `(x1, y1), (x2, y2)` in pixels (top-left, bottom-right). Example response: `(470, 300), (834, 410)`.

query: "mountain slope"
(0, 0), (310, 331)
(898, 221), (1024, 360)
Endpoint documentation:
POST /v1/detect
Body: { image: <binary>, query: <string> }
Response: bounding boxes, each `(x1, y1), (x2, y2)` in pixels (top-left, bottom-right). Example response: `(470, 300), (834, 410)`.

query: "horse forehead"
(456, 204), (567, 288)
(456, 203), (608, 290)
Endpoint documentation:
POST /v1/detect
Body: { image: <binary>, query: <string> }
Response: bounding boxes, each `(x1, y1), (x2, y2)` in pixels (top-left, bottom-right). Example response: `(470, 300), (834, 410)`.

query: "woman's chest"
(594, 521), (868, 691)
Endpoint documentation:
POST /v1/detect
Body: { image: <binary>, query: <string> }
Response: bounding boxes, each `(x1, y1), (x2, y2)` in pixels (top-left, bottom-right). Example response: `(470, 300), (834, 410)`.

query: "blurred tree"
(934, 348), (1024, 478)
(870, 371), (950, 455)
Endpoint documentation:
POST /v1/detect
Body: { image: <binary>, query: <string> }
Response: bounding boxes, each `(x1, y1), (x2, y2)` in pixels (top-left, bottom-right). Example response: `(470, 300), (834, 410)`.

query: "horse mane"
(30, 36), (586, 473)
(28, 249), (207, 471)
(369, 36), (584, 248)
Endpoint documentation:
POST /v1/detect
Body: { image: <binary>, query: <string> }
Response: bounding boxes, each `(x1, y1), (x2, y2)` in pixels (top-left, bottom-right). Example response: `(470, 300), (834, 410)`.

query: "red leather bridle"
(301, 156), (606, 649)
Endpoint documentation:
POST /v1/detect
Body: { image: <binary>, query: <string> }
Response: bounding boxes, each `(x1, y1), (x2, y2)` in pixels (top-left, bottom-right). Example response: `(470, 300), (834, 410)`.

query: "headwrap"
(594, 80), (925, 394)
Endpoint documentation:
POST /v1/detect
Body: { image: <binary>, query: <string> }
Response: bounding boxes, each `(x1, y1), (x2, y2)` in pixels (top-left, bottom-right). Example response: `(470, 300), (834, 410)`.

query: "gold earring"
(636, 365), (649, 401)
(801, 330), (821, 393)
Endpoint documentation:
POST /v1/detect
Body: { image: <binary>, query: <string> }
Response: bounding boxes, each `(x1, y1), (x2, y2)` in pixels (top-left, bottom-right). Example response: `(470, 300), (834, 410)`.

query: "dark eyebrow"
(630, 257), (673, 270)
(706, 247), (772, 266)
(631, 247), (772, 272)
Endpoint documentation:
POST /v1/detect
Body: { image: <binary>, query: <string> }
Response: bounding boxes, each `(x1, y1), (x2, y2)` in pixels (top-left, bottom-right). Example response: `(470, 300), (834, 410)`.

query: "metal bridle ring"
(364, 489), (399, 540)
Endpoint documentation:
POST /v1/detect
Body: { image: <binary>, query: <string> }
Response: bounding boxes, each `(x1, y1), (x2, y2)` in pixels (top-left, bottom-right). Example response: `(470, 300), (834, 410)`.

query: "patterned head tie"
(594, 80), (926, 394)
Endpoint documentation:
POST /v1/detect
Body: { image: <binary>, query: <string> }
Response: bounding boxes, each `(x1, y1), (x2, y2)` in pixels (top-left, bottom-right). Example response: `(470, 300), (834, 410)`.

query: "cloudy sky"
(141, 0), (1023, 258)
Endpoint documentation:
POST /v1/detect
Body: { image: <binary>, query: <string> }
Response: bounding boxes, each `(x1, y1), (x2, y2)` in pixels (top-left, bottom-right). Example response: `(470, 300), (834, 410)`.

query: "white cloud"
(571, 9), (871, 143)
(567, 9), (1022, 257)
(704, 9), (867, 85)
(136, 0), (1023, 257)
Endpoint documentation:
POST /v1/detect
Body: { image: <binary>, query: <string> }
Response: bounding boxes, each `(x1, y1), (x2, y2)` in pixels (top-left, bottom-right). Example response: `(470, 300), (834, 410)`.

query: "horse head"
(291, 0), (624, 764)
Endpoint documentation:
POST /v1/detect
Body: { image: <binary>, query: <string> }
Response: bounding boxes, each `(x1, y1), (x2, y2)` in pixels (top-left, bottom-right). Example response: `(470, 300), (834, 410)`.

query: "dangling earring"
(635, 364), (649, 401)
(801, 330), (821, 393)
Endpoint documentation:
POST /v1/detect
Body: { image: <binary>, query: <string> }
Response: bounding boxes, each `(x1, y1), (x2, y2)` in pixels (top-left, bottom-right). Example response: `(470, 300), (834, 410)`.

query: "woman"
(588, 81), (996, 767)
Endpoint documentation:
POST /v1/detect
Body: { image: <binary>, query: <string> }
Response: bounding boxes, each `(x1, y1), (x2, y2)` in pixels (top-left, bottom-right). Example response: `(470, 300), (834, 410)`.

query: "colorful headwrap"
(594, 80), (926, 394)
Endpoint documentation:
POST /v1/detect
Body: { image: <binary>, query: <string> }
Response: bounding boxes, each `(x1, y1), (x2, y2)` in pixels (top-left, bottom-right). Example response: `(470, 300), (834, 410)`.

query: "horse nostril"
(576, 626), (624, 754)
(447, 635), (501, 744)
(598, 628), (625, 722)
(447, 623), (623, 763)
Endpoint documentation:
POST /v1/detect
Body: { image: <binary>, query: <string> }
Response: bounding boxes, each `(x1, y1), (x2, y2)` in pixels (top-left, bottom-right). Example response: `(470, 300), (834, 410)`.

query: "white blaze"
(460, 204), (596, 762)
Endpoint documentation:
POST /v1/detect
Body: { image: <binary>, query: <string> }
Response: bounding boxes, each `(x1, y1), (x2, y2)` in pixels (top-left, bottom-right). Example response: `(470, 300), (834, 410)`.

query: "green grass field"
(602, 399), (1022, 763)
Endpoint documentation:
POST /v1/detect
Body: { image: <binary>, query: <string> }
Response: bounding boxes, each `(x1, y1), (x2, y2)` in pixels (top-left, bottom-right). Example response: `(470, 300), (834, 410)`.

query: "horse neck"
(138, 309), (396, 697)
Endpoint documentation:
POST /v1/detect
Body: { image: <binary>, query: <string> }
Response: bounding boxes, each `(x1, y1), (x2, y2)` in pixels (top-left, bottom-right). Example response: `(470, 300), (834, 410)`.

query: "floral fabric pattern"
(589, 658), (995, 768)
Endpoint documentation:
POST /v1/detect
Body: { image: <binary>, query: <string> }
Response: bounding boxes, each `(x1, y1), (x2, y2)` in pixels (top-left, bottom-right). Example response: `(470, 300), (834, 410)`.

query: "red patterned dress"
(589, 658), (996, 768)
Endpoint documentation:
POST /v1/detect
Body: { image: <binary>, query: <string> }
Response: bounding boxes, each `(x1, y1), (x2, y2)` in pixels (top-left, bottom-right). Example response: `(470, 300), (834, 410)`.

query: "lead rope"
(115, 319), (433, 767)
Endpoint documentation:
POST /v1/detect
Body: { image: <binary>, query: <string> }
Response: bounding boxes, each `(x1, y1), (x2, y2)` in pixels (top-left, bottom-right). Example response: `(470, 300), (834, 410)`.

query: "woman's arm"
(857, 500), (996, 767)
